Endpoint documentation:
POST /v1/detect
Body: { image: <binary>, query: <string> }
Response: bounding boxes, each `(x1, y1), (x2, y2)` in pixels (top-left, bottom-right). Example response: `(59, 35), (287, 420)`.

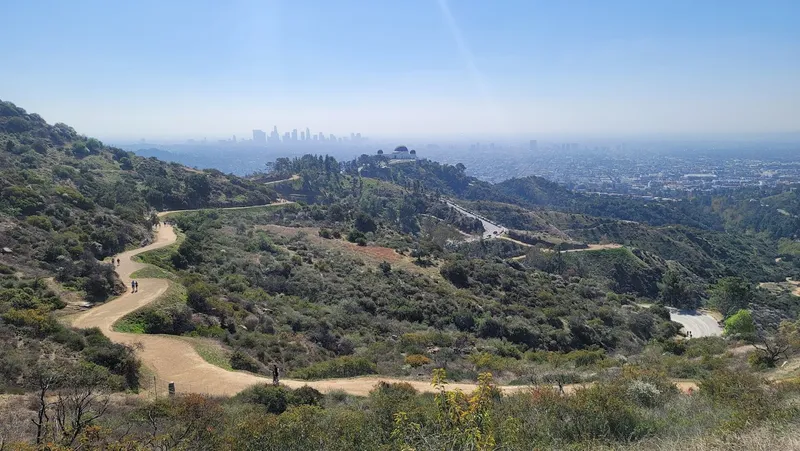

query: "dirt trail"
(69, 207), (540, 397)
(264, 174), (300, 185)
(71, 206), (698, 397)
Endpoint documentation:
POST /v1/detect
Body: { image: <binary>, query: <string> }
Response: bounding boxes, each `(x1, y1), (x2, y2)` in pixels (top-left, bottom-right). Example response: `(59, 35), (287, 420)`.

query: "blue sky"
(1, 0), (798, 139)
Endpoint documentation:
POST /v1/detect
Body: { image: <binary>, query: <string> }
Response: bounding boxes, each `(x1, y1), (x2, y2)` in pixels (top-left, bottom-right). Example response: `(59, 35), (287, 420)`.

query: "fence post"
(168, 381), (175, 397)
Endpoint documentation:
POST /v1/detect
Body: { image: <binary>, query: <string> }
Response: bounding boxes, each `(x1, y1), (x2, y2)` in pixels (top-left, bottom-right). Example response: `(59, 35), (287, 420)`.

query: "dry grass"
(616, 423), (800, 450)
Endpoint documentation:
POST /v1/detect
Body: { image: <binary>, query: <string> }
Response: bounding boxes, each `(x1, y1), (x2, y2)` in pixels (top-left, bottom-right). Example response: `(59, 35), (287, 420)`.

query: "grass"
(133, 230), (184, 266)
(130, 265), (177, 280)
(113, 282), (187, 333)
(181, 337), (234, 371)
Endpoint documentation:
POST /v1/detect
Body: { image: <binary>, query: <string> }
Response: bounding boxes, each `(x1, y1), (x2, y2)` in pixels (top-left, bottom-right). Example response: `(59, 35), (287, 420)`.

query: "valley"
(2, 100), (800, 449)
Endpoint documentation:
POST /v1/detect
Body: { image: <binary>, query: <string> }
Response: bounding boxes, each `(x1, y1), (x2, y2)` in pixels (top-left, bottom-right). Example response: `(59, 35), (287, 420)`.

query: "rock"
(1, 247), (11, 254)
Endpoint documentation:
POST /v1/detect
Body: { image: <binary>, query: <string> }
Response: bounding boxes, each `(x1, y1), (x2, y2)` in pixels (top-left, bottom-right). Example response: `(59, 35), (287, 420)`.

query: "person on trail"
(272, 365), (280, 385)
(117, 258), (121, 266)
(131, 280), (136, 293)
(134, 280), (139, 293)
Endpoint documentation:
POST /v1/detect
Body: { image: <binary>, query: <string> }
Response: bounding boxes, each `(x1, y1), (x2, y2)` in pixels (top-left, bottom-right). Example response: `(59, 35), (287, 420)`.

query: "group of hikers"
(111, 257), (140, 293)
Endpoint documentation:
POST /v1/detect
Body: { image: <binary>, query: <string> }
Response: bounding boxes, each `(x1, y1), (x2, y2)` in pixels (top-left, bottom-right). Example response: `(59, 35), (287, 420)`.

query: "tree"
(750, 319), (800, 368)
(440, 260), (469, 288)
(709, 277), (751, 317)
(724, 309), (756, 338)
(86, 138), (103, 153)
(354, 211), (377, 233)
(658, 269), (692, 309)
(71, 142), (89, 158)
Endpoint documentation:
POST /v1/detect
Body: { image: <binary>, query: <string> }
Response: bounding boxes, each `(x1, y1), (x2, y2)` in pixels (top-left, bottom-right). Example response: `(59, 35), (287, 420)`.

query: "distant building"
(306, 127), (311, 141)
(385, 145), (417, 160)
(529, 140), (538, 151)
(292, 129), (298, 141)
(300, 131), (305, 140)
(253, 129), (267, 145)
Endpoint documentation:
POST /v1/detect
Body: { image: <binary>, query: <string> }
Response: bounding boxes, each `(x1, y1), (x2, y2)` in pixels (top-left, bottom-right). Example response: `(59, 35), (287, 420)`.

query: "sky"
(1, 0), (799, 140)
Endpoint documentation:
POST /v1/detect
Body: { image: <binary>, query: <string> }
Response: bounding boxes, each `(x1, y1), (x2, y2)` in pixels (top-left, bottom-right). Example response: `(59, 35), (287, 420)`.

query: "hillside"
(0, 100), (278, 393)
(2, 101), (800, 450)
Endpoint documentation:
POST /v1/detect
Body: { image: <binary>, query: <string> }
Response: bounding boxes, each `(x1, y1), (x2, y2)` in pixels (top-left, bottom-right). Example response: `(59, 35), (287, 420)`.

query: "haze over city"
(2, 0), (799, 140)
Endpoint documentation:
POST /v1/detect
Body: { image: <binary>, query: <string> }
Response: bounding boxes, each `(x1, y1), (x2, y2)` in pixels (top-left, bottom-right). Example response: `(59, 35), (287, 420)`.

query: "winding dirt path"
(70, 207), (546, 397)
(71, 205), (699, 397)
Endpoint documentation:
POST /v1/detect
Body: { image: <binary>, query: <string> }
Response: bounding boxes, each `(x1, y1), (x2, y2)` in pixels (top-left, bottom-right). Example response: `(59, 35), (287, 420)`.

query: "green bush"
(290, 385), (325, 406)
(25, 215), (52, 230)
(291, 356), (377, 380)
(237, 384), (290, 414)
(230, 350), (263, 373)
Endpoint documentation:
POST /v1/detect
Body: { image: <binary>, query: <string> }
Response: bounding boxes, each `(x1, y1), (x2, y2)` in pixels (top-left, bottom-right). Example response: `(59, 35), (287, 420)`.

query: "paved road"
(445, 200), (507, 239)
(669, 309), (723, 338)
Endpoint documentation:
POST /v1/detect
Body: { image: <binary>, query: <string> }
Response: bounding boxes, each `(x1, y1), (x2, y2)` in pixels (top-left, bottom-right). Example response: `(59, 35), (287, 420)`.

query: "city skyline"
(3, 1), (798, 139)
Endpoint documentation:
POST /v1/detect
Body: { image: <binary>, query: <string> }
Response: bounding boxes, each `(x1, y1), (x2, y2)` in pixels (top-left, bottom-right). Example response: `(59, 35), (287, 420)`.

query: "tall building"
(252, 129), (267, 145)
(270, 126), (279, 143)
(329, 134), (335, 142)
(306, 127), (310, 141)
(529, 140), (538, 152)
(300, 131), (305, 141)
(318, 132), (325, 141)
(292, 129), (298, 141)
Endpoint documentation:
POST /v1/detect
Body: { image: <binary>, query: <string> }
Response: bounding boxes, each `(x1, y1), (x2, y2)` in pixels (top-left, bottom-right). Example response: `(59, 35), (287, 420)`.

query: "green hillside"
(2, 101), (800, 450)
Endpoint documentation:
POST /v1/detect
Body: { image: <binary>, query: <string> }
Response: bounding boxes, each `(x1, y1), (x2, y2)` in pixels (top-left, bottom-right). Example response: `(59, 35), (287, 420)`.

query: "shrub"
(567, 349), (606, 367)
(347, 229), (366, 244)
(404, 354), (432, 367)
(291, 356), (376, 380)
(440, 260), (469, 288)
(354, 212), (377, 233)
(238, 384), (290, 414)
(290, 385), (324, 406)
(724, 309), (756, 339)
(230, 350), (263, 373)
(660, 339), (687, 355)
(699, 368), (772, 424)
(626, 379), (662, 407)
(25, 215), (52, 230)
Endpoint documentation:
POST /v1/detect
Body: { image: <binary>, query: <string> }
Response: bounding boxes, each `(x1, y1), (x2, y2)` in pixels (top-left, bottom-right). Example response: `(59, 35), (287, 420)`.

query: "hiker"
(131, 280), (136, 293)
(272, 365), (280, 385)
(117, 258), (121, 266)
(134, 280), (139, 293)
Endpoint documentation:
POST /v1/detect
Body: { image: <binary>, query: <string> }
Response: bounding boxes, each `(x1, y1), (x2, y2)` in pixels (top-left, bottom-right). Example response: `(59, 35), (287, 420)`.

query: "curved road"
(669, 309), (723, 338)
(72, 206), (538, 396)
(445, 200), (507, 239)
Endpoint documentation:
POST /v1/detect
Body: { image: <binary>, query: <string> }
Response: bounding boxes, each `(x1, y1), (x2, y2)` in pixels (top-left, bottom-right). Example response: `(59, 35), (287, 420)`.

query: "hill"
(2, 101), (800, 450)
(0, 99), (278, 393)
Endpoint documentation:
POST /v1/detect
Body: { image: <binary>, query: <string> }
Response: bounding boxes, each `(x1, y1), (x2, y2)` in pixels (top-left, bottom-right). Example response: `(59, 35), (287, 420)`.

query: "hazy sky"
(2, 0), (799, 139)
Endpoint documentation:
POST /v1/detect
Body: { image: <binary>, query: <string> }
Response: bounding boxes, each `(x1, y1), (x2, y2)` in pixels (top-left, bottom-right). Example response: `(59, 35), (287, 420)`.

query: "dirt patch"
(759, 278), (800, 297)
(257, 224), (441, 277)
(562, 243), (623, 253)
(258, 224), (404, 264)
